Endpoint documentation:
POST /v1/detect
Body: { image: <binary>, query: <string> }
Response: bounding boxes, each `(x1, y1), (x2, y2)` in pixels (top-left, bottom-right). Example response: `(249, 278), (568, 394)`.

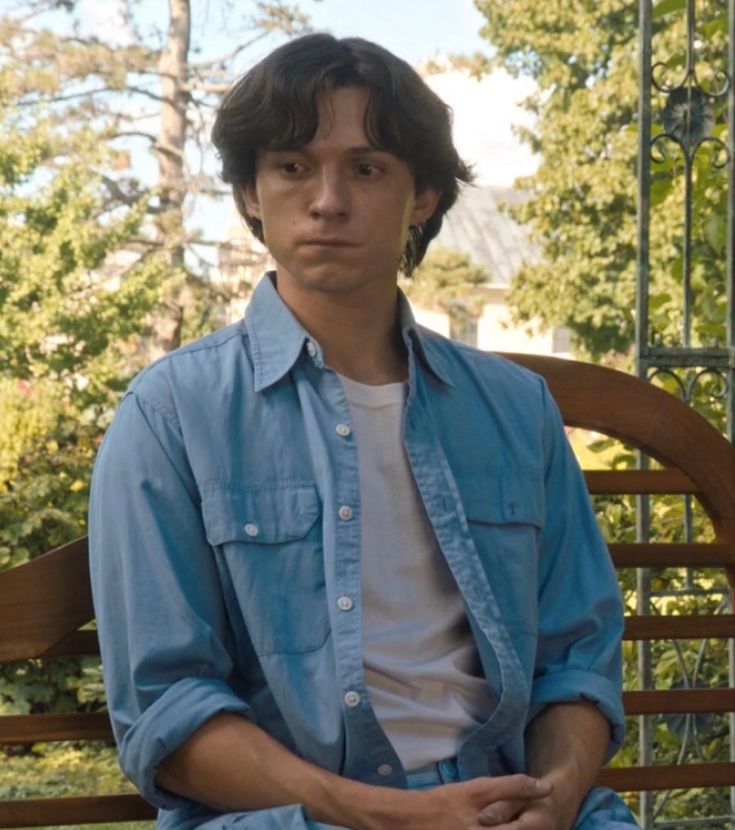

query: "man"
(89, 34), (640, 830)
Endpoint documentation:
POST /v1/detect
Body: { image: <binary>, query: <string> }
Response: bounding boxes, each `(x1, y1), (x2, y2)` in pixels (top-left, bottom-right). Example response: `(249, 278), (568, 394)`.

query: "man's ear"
(411, 187), (441, 225)
(242, 182), (262, 220)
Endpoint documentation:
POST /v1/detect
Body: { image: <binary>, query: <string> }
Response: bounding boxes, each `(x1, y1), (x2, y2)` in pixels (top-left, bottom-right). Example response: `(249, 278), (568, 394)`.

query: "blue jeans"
(405, 757), (461, 790)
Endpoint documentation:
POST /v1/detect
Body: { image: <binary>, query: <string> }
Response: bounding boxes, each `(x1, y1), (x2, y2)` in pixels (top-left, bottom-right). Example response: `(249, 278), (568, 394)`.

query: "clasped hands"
(400, 773), (569, 830)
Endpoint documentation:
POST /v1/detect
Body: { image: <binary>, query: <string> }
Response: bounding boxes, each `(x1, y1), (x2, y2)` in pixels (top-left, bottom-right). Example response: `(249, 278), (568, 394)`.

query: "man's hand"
(474, 793), (562, 830)
(467, 701), (612, 830)
(392, 775), (552, 830)
(470, 776), (574, 829)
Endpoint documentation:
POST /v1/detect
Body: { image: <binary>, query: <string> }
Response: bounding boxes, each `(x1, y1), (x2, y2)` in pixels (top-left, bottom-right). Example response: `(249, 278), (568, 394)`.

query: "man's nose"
(309, 170), (349, 219)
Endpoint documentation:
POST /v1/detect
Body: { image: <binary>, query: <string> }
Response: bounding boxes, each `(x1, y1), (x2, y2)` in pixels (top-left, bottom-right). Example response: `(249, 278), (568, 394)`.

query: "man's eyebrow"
(345, 146), (390, 156)
(261, 145), (391, 157)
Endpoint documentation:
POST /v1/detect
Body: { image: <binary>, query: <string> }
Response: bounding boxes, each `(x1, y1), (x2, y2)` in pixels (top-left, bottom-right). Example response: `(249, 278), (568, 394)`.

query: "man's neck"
(273, 271), (408, 385)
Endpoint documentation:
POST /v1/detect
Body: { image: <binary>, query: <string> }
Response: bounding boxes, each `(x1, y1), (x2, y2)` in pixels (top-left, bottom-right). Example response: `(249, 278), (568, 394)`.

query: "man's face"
(244, 86), (439, 300)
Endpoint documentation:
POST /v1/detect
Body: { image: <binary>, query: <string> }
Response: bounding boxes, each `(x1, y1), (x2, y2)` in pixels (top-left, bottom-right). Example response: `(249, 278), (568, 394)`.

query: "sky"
(305, 0), (491, 65)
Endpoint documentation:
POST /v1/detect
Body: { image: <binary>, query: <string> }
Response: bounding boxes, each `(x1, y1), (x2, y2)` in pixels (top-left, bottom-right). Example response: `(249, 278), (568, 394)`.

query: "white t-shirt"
(339, 373), (494, 772)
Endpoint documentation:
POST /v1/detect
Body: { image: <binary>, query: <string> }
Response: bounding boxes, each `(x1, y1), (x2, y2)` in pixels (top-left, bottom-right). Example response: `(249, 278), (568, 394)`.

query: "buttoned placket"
(321, 373), (366, 720)
(315, 368), (407, 785)
(330, 377), (361, 681)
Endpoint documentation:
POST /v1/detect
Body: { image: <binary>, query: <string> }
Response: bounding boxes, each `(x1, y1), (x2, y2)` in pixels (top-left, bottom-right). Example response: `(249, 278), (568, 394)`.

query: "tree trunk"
(154, 0), (191, 353)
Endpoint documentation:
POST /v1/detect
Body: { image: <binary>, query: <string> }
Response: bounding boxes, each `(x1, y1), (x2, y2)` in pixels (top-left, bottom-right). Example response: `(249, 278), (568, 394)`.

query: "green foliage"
(0, 153), (163, 392)
(0, 654), (107, 716)
(0, 740), (139, 800)
(0, 371), (105, 562)
(0, 120), (167, 570)
(401, 246), (490, 333)
(476, 0), (730, 359)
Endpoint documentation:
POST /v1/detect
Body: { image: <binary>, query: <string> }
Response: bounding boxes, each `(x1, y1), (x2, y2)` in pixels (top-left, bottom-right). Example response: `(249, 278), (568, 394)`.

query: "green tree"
(475, 0), (730, 361)
(0, 114), (167, 567)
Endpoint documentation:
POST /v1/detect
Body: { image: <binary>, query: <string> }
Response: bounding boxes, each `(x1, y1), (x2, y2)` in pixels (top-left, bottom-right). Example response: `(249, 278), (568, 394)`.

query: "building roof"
(431, 184), (538, 287)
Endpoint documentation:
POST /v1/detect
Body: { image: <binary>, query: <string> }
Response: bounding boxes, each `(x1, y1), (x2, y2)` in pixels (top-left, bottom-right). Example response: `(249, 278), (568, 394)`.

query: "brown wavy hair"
(211, 34), (472, 275)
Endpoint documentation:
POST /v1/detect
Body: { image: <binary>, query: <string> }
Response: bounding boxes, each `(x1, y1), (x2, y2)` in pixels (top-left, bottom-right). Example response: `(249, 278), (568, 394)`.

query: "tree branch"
(13, 86), (113, 106)
(109, 130), (158, 144)
(99, 176), (167, 214)
(187, 31), (268, 71)
(184, 81), (232, 94)
(125, 84), (172, 105)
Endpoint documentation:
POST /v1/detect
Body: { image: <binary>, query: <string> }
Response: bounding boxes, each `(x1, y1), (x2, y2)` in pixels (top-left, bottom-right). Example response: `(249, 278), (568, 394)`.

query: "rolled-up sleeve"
(89, 390), (252, 808)
(529, 378), (625, 760)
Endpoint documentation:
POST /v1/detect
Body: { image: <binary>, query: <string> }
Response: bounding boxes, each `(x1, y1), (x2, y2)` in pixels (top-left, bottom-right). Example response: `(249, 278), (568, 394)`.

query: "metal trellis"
(637, 0), (735, 827)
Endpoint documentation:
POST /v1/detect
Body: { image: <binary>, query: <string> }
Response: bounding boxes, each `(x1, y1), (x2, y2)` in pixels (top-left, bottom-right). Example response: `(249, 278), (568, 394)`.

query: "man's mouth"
(299, 238), (358, 248)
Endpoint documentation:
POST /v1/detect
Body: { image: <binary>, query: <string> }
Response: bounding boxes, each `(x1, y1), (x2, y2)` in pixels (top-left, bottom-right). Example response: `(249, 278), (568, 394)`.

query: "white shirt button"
(243, 523), (259, 537)
(377, 764), (393, 777)
(338, 505), (353, 521)
(335, 423), (351, 437)
(344, 690), (360, 708)
(306, 341), (317, 357)
(337, 596), (354, 611)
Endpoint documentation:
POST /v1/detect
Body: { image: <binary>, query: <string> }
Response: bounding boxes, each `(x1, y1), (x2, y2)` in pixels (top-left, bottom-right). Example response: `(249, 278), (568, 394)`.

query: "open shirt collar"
(245, 272), (453, 392)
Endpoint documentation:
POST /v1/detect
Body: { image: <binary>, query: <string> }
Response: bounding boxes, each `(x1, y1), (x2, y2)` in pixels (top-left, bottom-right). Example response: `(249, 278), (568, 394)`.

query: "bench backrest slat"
(608, 542), (734, 567)
(623, 689), (735, 715)
(0, 538), (93, 662)
(584, 469), (698, 495)
(599, 763), (735, 792)
(623, 614), (735, 640)
(0, 712), (113, 744)
(0, 796), (156, 828)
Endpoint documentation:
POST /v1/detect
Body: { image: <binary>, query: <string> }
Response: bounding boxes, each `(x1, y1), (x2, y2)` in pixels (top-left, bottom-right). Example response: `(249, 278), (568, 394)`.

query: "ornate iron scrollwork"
(636, 1), (734, 827)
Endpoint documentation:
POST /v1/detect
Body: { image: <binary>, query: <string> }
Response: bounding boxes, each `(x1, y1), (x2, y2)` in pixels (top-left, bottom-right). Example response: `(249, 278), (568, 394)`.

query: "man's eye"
(356, 162), (379, 177)
(280, 162), (304, 174)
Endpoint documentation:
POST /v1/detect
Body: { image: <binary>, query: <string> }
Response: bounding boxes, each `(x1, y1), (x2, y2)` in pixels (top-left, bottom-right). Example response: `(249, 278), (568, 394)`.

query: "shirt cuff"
(119, 676), (252, 809)
(529, 669), (625, 762)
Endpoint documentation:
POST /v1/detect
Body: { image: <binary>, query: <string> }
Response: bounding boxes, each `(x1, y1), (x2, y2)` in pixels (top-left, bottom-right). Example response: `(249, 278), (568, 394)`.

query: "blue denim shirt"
(89, 274), (629, 829)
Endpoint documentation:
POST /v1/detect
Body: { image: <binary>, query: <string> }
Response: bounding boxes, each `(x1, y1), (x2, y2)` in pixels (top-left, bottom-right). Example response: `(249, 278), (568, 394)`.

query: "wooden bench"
(1, 355), (733, 827)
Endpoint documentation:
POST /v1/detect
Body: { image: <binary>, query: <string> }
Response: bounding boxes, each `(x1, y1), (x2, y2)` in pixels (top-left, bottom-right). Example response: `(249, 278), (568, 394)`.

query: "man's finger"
(477, 799), (525, 826)
(475, 774), (552, 803)
(476, 803), (559, 830)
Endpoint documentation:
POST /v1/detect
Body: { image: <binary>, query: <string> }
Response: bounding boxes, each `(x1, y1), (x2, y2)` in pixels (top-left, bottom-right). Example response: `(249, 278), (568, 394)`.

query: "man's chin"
(277, 264), (368, 294)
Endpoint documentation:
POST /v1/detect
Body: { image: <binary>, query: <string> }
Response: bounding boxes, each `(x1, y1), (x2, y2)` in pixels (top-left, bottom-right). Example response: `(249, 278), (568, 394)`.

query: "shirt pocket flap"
(456, 468), (545, 527)
(201, 484), (320, 546)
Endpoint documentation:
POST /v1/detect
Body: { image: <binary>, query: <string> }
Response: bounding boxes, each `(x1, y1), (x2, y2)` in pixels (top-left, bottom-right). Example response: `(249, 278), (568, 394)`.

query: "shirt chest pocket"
(201, 483), (329, 657)
(455, 469), (544, 635)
